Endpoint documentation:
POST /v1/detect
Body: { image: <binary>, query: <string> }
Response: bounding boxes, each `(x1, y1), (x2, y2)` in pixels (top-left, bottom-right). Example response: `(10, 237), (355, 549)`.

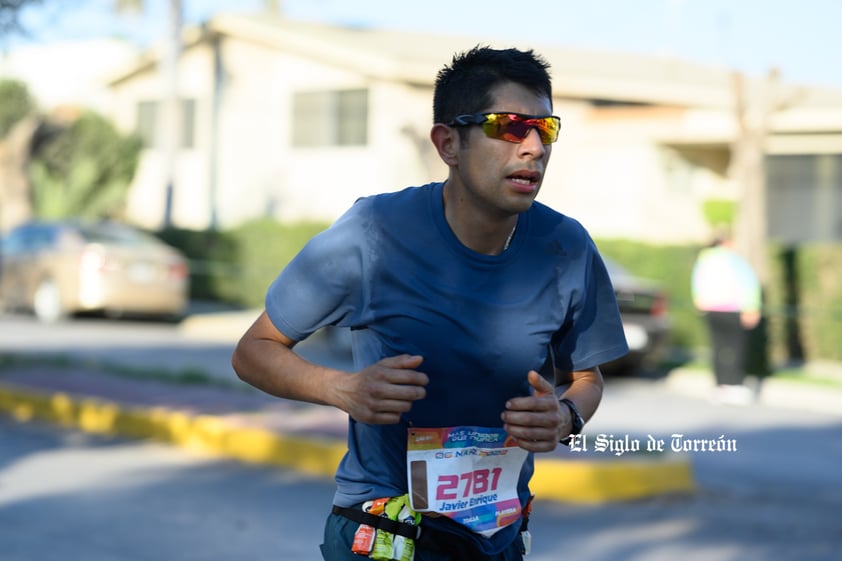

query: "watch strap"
(559, 398), (584, 445)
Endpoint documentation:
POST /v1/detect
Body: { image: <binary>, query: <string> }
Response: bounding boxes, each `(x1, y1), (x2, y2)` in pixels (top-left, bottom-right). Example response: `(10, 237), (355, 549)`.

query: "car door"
(17, 225), (61, 309)
(0, 225), (37, 308)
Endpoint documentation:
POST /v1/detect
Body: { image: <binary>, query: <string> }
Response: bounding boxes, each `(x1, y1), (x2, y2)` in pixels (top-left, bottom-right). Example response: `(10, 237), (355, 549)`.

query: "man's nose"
(518, 127), (547, 156)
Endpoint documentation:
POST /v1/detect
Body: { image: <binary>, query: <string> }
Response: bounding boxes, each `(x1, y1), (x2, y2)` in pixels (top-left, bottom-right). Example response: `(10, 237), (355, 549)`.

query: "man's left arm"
(555, 366), (604, 422)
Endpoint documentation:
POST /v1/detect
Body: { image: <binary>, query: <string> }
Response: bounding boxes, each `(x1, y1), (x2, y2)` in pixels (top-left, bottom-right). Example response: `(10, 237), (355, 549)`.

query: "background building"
(8, 12), (842, 245)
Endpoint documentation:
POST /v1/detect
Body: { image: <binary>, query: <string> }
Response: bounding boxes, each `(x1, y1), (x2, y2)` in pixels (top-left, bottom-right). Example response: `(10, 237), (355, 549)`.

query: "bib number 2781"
(406, 426), (528, 537)
(437, 467), (502, 500)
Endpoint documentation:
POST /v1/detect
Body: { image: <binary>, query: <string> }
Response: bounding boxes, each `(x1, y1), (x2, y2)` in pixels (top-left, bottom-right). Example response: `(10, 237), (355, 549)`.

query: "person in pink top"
(691, 226), (762, 404)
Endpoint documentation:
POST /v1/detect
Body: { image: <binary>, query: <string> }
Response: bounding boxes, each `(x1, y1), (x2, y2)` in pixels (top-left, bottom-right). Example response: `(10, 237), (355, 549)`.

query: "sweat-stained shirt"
(264, 181), (629, 555)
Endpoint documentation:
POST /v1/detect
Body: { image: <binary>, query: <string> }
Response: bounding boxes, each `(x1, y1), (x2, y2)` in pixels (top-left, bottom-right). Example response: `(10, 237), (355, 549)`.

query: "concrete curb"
(0, 382), (695, 504)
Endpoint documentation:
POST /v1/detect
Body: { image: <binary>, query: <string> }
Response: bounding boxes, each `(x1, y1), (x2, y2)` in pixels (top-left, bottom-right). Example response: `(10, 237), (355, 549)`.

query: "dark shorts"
(319, 509), (525, 561)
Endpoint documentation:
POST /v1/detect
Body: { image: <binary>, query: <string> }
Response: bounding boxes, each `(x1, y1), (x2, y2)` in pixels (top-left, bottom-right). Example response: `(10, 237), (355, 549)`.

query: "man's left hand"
(501, 370), (565, 452)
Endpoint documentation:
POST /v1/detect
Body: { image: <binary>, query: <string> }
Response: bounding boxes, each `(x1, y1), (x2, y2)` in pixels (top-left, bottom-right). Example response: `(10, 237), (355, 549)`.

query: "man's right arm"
(231, 312), (429, 424)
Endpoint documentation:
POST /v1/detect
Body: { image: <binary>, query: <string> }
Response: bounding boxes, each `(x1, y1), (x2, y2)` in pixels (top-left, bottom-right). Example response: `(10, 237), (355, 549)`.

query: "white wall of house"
(535, 101), (724, 243)
(99, 15), (842, 247)
(113, 30), (450, 231)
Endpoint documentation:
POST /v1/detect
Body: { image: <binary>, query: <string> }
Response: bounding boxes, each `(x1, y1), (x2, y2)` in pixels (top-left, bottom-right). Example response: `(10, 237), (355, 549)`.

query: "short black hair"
(433, 45), (553, 124)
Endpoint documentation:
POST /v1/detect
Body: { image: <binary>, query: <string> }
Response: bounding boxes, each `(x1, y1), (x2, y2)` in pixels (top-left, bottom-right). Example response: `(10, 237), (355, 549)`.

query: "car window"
(2, 225), (56, 254)
(31, 226), (59, 250)
(1, 229), (24, 254)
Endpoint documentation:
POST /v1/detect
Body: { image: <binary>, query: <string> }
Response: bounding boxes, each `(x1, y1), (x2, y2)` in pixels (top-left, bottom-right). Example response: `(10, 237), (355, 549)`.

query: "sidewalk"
(665, 364), (842, 416)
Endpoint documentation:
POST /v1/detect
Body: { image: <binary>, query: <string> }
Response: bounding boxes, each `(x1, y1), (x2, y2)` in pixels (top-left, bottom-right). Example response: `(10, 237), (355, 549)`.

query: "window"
(181, 98), (196, 149)
(292, 88), (368, 147)
(135, 98), (196, 149)
(137, 101), (157, 148)
(767, 154), (842, 242)
(3, 225), (55, 254)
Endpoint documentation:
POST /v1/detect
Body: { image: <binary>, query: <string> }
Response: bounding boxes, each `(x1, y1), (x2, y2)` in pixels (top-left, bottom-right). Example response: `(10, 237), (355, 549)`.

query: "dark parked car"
(601, 258), (671, 374)
(0, 219), (189, 322)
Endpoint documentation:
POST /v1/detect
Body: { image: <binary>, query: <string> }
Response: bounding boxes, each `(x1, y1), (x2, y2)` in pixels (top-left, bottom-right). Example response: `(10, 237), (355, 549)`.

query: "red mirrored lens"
(482, 114), (559, 144)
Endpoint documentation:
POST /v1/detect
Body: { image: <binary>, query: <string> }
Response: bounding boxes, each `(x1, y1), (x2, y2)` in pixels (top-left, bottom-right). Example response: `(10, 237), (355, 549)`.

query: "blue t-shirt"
(265, 182), (628, 554)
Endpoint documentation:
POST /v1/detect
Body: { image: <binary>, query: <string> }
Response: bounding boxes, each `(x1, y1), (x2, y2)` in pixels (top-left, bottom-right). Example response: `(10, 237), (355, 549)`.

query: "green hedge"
(594, 239), (702, 357)
(217, 218), (329, 307)
(157, 219), (329, 308)
(155, 226), (239, 301)
(596, 239), (842, 365)
(771, 243), (842, 363)
(156, 222), (842, 365)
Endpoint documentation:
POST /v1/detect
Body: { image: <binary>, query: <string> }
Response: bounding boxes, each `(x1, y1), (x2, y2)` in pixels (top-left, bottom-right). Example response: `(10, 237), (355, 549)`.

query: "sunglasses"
(447, 112), (561, 144)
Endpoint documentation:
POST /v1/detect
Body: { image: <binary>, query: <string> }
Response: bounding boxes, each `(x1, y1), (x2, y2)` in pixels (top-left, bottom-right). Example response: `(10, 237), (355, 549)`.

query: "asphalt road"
(0, 416), (332, 561)
(2, 416), (839, 561)
(1, 312), (841, 560)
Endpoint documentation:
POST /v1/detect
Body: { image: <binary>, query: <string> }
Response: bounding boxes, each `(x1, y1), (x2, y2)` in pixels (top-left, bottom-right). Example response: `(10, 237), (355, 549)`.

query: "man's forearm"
(555, 367), (604, 422)
(231, 312), (345, 407)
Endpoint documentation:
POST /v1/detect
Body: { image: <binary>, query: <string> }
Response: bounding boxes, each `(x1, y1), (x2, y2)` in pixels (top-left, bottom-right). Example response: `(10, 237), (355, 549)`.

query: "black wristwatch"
(559, 398), (585, 445)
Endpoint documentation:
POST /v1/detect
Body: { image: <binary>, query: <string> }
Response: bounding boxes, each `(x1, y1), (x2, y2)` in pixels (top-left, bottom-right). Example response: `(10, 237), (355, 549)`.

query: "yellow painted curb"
(530, 454), (695, 503)
(0, 384), (344, 478)
(0, 383), (694, 502)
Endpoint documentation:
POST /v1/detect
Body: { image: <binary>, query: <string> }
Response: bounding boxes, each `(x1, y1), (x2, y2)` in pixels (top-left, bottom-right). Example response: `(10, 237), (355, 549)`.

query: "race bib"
(406, 426), (527, 537)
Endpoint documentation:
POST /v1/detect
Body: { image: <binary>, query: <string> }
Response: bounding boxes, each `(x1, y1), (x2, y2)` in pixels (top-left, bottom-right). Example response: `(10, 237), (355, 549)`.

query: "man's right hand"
(333, 354), (428, 424)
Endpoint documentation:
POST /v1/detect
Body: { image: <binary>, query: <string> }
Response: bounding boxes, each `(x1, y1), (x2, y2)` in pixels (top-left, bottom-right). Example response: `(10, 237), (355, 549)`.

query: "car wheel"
(33, 278), (66, 323)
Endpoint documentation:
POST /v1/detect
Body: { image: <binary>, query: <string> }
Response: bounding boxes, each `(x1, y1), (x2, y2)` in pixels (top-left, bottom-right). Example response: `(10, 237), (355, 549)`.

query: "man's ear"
(430, 123), (460, 166)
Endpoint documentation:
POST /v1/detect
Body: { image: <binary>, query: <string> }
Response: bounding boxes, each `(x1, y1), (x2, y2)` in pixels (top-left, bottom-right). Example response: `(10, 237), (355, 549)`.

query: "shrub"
(158, 219), (329, 308)
(155, 227), (238, 301)
(595, 239), (702, 351)
(29, 111), (141, 219)
(0, 79), (35, 138)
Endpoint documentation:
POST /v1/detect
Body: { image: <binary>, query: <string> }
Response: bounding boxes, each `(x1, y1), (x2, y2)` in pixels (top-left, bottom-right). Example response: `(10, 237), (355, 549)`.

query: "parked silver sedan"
(0, 219), (189, 322)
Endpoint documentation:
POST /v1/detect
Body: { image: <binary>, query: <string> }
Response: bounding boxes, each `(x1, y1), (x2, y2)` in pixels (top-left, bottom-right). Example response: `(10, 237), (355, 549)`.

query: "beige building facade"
(105, 13), (842, 245)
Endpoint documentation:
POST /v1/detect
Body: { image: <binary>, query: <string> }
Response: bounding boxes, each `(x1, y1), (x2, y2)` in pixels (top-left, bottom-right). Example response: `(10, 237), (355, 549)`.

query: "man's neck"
(441, 182), (518, 256)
